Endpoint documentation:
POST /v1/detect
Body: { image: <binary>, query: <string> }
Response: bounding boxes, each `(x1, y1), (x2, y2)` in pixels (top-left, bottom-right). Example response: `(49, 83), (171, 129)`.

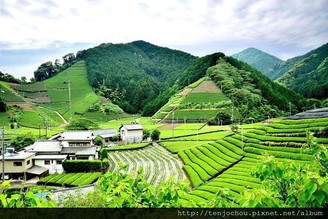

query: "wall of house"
(121, 128), (143, 144)
(0, 157), (34, 173)
(35, 160), (64, 174)
(61, 140), (93, 147)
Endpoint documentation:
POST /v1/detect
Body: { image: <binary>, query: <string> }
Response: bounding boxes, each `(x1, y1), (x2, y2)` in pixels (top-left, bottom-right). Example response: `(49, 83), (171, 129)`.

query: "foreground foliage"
(0, 181), (56, 207)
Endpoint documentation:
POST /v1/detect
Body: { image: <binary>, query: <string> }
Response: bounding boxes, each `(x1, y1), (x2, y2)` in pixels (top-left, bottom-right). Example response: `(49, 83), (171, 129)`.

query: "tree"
(34, 61), (56, 81)
(151, 129), (160, 141)
(66, 118), (99, 130)
(62, 53), (76, 67)
(143, 129), (150, 140)
(20, 76), (27, 83)
(10, 133), (36, 151)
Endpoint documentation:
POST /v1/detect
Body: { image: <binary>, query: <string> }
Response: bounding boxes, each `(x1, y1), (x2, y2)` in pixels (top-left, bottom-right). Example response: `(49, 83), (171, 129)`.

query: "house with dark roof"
(120, 124), (143, 144)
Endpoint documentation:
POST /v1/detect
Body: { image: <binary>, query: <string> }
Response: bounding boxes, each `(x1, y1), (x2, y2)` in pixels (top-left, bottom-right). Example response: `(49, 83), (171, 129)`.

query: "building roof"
(93, 129), (117, 138)
(33, 155), (67, 160)
(2, 151), (35, 161)
(26, 165), (49, 175)
(28, 141), (62, 153)
(61, 146), (97, 156)
(120, 124), (143, 131)
(56, 131), (95, 141)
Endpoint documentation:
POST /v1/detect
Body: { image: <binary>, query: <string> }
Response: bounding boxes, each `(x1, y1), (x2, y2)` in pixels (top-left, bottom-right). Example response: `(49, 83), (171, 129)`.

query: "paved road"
(50, 184), (95, 203)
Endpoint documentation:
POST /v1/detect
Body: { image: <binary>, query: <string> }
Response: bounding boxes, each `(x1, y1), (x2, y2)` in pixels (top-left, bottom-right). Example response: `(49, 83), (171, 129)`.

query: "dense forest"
(206, 57), (308, 121)
(232, 48), (282, 80)
(275, 43), (328, 99)
(233, 43), (328, 100)
(82, 41), (196, 114)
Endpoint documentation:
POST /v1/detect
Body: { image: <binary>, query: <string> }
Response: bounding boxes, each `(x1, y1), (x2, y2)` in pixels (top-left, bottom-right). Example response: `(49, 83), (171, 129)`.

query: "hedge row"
(244, 147), (314, 161)
(183, 165), (203, 187)
(38, 172), (102, 187)
(209, 142), (242, 160)
(62, 160), (102, 173)
(198, 146), (231, 167)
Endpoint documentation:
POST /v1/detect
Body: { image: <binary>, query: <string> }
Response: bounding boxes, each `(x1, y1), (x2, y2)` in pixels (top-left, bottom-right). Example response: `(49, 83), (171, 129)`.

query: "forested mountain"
(275, 43), (328, 99)
(81, 41), (196, 114)
(207, 56), (307, 121)
(232, 47), (282, 79)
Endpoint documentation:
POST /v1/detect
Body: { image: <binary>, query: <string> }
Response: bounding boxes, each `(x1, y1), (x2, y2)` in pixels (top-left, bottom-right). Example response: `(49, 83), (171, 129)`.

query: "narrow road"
(54, 110), (68, 124)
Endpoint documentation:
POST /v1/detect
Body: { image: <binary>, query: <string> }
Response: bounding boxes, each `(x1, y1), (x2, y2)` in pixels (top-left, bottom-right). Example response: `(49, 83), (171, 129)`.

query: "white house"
(49, 131), (95, 147)
(120, 124), (143, 144)
(33, 154), (67, 174)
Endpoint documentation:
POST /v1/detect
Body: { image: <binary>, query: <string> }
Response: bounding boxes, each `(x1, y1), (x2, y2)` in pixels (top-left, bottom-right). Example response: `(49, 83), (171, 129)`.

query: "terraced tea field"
(107, 144), (186, 186)
(177, 117), (328, 205)
(153, 77), (238, 123)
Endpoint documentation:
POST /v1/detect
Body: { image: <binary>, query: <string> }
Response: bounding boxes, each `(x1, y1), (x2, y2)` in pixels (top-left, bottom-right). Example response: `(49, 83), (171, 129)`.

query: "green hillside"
(82, 41), (196, 114)
(154, 55), (307, 123)
(6, 61), (126, 127)
(275, 43), (328, 99)
(154, 77), (238, 122)
(232, 47), (282, 79)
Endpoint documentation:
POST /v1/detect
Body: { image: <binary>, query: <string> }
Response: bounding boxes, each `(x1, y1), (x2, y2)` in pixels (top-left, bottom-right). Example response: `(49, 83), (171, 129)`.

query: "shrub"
(62, 160), (102, 172)
(100, 148), (109, 159)
(151, 129), (161, 141)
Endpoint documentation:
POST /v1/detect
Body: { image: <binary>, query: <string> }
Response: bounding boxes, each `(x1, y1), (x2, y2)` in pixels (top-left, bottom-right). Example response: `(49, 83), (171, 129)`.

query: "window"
(13, 162), (22, 166)
(56, 160), (62, 165)
(44, 160), (51, 165)
(26, 160), (31, 165)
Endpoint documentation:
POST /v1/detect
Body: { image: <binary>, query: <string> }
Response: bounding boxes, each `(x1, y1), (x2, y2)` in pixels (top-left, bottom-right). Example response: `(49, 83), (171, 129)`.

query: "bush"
(101, 158), (110, 173)
(62, 160), (102, 172)
(151, 129), (161, 141)
(94, 135), (103, 146)
(100, 148), (109, 159)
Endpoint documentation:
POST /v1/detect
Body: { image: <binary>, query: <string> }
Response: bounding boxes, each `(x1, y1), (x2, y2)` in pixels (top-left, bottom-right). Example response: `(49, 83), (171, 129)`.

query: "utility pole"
(172, 111), (175, 139)
(1, 127), (5, 182)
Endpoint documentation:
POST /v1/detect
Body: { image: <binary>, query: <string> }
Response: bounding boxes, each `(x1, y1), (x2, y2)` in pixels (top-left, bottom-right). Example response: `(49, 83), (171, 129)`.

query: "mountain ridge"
(232, 47), (282, 79)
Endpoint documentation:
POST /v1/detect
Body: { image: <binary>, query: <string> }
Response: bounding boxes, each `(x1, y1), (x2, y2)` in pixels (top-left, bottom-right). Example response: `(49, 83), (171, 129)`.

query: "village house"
(2, 128), (117, 179)
(93, 128), (117, 146)
(0, 148), (48, 180)
(120, 124), (143, 144)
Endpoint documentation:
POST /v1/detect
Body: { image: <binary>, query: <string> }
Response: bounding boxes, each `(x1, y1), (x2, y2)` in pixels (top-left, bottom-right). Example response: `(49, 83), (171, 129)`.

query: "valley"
(0, 40), (327, 208)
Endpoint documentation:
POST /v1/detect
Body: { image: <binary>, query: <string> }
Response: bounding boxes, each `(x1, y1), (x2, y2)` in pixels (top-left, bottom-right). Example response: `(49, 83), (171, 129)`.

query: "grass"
(43, 61), (99, 118)
(0, 81), (24, 102)
(182, 93), (229, 104)
(159, 141), (210, 153)
(38, 172), (102, 187)
(167, 110), (220, 120)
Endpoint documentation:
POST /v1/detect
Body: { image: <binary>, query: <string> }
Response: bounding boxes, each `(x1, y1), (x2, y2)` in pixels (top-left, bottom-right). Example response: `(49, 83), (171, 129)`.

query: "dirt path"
(54, 111), (68, 124)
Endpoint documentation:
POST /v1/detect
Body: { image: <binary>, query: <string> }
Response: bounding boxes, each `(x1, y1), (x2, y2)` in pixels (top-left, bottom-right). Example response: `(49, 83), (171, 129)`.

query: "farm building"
(120, 124), (143, 144)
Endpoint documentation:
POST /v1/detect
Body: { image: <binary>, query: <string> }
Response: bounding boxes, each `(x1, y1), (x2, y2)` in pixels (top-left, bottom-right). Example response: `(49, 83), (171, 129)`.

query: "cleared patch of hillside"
(153, 77), (235, 123)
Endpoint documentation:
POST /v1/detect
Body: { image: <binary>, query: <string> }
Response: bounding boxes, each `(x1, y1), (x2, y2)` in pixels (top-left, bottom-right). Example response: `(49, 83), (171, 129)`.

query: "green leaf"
(313, 190), (326, 205)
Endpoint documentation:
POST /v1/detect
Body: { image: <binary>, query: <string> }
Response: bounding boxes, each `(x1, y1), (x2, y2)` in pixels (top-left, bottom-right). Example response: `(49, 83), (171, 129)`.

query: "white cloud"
(0, 0), (327, 78)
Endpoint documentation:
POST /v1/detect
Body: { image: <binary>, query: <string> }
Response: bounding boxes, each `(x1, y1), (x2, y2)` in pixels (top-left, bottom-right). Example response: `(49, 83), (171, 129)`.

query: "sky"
(1, 0), (328, 80)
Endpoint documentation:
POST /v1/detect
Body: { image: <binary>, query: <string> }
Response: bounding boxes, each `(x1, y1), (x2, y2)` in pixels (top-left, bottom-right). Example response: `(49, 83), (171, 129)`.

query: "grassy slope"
(43, 61), (99, 118)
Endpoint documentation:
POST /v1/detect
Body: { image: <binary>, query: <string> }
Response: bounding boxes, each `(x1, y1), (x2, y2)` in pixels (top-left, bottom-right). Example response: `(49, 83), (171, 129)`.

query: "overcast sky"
(1, 0), (327, 79)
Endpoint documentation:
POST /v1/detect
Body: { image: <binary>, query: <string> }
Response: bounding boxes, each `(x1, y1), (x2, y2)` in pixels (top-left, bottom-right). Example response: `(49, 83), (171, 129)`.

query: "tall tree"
(33, 61), (56, 81)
